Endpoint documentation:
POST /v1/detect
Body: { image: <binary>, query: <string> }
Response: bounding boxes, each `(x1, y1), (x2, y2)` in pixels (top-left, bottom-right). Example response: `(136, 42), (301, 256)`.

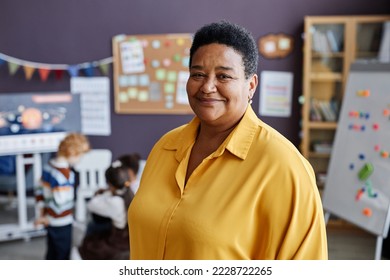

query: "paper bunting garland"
(38, 68), (50, 82)
(54, 69), (64, 80)
(23, 65), (35, 80)
(0, 51), (113, 82)
(67, 65), (79, 77)
(82, 65), (94, 77)
(8, 62), (19, 75)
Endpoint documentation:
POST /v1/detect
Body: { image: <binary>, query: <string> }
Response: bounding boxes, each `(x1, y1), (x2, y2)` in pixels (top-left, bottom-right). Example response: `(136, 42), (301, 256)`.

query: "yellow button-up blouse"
(128, 106), (328, 259)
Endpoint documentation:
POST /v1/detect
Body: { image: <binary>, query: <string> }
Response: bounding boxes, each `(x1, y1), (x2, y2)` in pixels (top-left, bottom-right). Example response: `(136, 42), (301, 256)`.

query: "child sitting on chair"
(78, 160), (134, 259)
(34, 133), (90, 260)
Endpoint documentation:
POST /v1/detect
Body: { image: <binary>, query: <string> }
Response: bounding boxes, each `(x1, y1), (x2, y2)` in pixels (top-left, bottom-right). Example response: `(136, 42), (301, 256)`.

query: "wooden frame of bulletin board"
(112, 33), (194, 114)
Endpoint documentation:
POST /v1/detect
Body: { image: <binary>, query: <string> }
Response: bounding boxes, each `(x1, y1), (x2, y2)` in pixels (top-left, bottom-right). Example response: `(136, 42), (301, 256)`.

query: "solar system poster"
(0, 92), (81, 155)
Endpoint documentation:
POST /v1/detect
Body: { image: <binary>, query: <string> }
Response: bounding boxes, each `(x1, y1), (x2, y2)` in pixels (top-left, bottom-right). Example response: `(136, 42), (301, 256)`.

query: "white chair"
(73, 149), (112, 223)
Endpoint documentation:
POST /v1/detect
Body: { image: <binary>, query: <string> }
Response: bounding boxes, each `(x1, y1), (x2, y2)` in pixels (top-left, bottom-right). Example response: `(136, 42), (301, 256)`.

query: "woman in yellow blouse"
(128, 20), (328, 260)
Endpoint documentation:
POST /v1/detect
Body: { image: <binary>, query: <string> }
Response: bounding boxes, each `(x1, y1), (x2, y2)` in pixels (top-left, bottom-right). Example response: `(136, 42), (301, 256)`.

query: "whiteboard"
(0, 92), (81, 156)
(322, 62), (390, 237)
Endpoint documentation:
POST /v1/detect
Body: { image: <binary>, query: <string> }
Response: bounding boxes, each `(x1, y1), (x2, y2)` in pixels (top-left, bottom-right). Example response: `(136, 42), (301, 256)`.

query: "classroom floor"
(0, 197), (387, 260)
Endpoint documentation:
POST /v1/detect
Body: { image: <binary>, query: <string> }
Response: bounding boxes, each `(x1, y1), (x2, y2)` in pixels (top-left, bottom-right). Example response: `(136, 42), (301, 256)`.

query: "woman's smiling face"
(186, 43), (257, 128)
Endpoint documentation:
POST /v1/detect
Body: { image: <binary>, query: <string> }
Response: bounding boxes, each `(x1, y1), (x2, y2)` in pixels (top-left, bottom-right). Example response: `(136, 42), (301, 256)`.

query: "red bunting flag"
(54, 69), (64, 80)
(38, 68), (51, 81)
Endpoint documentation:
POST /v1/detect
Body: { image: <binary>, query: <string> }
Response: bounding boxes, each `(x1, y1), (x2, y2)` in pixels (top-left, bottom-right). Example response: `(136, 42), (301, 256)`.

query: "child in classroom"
(77, 159), (134, 259)
(117, 153), (141, 194)
(34, 133), (90, 260)
(83, 152), (141, 237)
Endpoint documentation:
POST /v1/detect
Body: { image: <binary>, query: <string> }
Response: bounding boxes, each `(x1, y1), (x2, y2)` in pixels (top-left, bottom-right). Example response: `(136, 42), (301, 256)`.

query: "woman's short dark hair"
(189, 20), (258, 79)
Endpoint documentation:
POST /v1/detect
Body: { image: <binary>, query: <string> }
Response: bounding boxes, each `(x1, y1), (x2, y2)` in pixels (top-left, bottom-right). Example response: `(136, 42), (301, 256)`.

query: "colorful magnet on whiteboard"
(362, 207), (372, 217)
(358, 154), (365, 160)
(356, 90), (370, 97)
(358, 163), (374, 181)
(349, 111), (358, 117)
(373, 123), (379, 130)
(374, 145), (380, 151)
(355, 188), (364, 201)
(365, 180), (377, 198)
(383, 109), (390, 116)
(381, 151), (389, 158)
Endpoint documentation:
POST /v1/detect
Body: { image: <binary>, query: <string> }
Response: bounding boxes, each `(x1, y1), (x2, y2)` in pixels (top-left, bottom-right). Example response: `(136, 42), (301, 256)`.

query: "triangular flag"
(54, 69), (64, 80)
(68, 65), (79, 77)
(99, 63), (109, 75)
(82, 65), (94, 77)
(38, 68), (51, 82)
(23, 65), (35, 80)
(8, 62), (20, 75)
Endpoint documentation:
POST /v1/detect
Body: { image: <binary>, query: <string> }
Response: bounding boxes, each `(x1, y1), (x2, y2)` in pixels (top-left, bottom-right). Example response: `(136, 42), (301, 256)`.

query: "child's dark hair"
(118, 153), (141, 175)
(189, 20), (258, 79)
(105, 161), (130, 189)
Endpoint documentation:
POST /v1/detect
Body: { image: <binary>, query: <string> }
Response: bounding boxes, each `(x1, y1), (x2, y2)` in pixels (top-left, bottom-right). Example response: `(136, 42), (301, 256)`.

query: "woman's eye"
(191, 73), (204, 78)
(218, 74), (231, 80)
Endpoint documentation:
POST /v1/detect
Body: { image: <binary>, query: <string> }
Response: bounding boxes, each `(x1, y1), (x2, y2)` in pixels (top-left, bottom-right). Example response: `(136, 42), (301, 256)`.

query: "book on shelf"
(326, 30), (340, 52)
(311, 28), (341, 53)
(312, 141), (333, 154)
(378, 21), (390, 62)
(310, 99), (339, 122)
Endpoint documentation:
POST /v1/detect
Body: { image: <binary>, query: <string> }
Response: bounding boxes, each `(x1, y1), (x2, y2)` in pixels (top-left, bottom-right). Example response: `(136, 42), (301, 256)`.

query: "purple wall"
(1, 0), (389, 160)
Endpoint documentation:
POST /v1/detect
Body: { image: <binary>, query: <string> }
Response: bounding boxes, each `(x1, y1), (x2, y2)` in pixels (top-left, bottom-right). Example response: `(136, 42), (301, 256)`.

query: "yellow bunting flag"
(23, 65), (35, 80)
(38, 68), (51, 81)
(8, 62), (20, 75)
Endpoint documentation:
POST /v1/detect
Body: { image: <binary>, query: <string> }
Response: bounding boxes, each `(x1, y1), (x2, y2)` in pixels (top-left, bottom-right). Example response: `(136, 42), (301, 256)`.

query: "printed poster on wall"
(259, 71), (293, 117)
(70, 77), (111, 136)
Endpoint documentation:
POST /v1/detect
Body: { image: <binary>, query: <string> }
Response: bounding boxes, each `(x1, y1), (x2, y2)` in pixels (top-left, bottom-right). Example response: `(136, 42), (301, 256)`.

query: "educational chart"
(0, 92), (81, 155)
(323, 63), (390, 237)
(71, 77), (111, 136)
(112, 33), (194, 114)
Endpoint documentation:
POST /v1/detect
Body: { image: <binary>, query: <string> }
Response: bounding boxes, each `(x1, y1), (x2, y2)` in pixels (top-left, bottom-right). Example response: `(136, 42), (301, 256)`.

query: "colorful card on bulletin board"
(112, 33), (194, 114)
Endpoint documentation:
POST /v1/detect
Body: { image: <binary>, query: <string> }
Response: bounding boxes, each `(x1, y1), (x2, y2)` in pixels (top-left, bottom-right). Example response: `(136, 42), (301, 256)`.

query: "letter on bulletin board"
(112, 33), (194, 114)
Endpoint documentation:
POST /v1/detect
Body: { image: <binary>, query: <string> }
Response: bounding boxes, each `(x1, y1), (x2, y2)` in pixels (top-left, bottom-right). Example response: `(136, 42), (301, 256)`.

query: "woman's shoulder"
(152, 123), (189, 148)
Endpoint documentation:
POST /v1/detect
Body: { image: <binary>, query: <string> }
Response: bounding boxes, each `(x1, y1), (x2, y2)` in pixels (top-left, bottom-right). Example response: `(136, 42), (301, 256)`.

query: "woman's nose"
(201, 77), (217, 93)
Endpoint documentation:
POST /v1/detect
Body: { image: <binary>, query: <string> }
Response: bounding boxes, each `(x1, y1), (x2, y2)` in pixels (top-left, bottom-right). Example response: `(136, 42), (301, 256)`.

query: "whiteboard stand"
(375, 237), (383, 260)
(0, 153), (46, 242)
(324, 206), (390, 260)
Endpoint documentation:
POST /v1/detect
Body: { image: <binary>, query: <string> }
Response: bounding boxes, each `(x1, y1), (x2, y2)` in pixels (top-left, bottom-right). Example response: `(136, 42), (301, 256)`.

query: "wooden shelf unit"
(301, 15), (390, 193)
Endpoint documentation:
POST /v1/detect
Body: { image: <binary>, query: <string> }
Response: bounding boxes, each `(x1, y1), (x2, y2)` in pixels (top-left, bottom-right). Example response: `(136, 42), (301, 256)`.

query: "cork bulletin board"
(112, 33), (194, 114)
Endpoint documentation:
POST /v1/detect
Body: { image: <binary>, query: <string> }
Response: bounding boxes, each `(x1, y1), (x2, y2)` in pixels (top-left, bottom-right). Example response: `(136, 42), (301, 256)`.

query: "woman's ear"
(248, 73), (258, 98)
